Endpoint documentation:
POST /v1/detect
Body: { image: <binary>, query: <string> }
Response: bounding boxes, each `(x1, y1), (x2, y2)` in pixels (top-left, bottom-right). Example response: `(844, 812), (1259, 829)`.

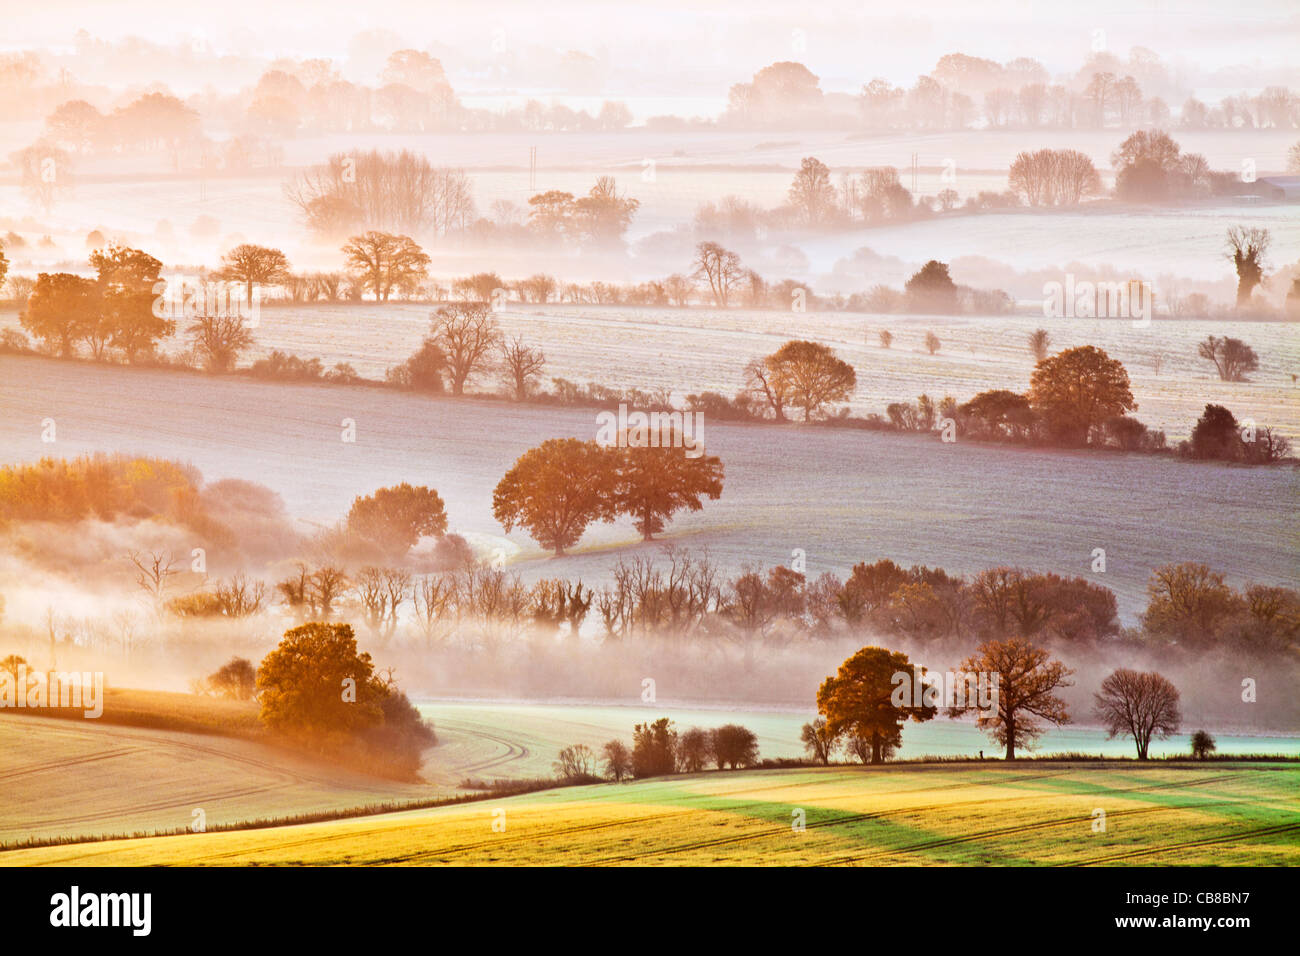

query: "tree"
(1197, 335), (1259, 382)
(498, 336), (546, 400)
(603, 739), (633, 781)
(904, 261), (959, 313)
(430, 302), (501, 395)
(760, 340), (856, 422)
(388, 339), (448, 392)
(553, 744), (596, 780)
(45, 99), (102, 152)
(817, 646), (935, 764)
(1027, 328), (1051, 362)
(1191, 730), (1217, 760)
(21, 273), (98, 356)
(691, 241), (745, 308)
(188, 315), (255, 372)
(710, 724), (759, 769)
(801, 717), (839, 765)
(342, 231), (430, 302)
(1094, 669), (1181, 759)
(572, 176), (640, 243)
(214, 244), (291, 308)
(346, 483), (448, 555)
(924, 331), (942, 355)
(1187, 404), (1245, 461)
(452, 271), (504, 302)
(952, 638), (1072, 759)
(1009, 149), (1101, 206)
(631, 717), (677, 777)
(1028, 345), (1135, 446)
(89, 244), (172, 361)
(1141, 562), (1240, 646)
(878, 329), (893, 348)
(492, 439), (618, 555)
(613, 439), (724, 540)
(208, 657), (257, 700)
(256, 622), (386, 741)
(288, 150), (472, 236)
(663, 274), (694, 307)
(788, 157), (837, 226)
(1225, 227), (1269, 306)
(676, 727), (714, 772)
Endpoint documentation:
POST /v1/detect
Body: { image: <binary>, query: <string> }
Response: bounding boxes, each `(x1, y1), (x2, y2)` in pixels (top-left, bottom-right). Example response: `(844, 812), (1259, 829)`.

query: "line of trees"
(811, 640), (1193, 761)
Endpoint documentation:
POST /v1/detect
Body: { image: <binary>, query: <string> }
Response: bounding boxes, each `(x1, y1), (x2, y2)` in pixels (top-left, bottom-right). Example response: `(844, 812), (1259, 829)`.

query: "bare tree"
(430, 302), (502, 395)
(663, 274), (694, 307)
(1225, 226), (1270, 306)
(1027, 328), (1051, 362)
(187, 315), (254, 371)
(354, 566), (411, 640)
(691, 241), (745, 308)
(128, 550), (180, 613)
(1197, 335), (1259, 382)
(287, 150), (474, 236)
(1094, 669), (1181, 759)
(412, 573), (459, 645)
(498, 336), (546, 400)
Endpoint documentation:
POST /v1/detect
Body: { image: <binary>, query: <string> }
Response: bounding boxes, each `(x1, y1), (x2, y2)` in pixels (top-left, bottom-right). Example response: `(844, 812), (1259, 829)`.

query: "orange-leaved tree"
(817, 646), (935, 764)
(492, 438), (618, 555)
(950, 637), (1072, 759)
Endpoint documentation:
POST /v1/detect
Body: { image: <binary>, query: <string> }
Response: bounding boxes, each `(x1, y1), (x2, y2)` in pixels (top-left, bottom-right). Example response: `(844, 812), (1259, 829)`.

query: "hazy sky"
(7, 0), (1298, 96)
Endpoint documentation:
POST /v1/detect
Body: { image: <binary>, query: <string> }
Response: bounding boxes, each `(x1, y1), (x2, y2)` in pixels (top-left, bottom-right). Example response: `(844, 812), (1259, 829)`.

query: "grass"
(5, 762), (1297, 866)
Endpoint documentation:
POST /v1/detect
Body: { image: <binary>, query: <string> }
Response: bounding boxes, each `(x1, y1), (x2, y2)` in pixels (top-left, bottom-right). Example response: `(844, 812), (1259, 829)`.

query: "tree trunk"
(871, 730), (883, 764)
(1005, 719), (1015, 759)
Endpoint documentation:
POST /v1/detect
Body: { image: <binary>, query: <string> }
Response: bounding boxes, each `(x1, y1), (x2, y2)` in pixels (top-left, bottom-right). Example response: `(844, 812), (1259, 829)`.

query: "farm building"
(1254, 176), (1300, 202)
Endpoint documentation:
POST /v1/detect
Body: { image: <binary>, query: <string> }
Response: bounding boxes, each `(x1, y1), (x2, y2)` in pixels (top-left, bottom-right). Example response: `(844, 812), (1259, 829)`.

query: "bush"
(1191, 730), (1217, 759)
(0, 329), (32, 353)
(553, 744), (598, 781)
(710, 724), (759, 769)
(207, 657), (257, 700)
(248, 351), (325, 381)
(387, 340), (447, 392)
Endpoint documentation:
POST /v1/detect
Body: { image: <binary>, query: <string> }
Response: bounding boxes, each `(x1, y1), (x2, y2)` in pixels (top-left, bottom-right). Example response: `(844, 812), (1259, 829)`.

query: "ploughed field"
(7, 763), (1297, 866)
(2, 353), (1296, 621)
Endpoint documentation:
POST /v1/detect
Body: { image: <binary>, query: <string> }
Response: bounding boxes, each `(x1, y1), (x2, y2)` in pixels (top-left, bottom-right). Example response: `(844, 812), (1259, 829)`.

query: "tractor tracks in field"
(1068, 820), (1300, 866)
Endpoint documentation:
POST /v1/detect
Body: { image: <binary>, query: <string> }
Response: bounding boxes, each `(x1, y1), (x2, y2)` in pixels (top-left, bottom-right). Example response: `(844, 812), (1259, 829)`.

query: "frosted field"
(1, 127), (1295, 278)
(2, 354), (1296, 621)
(6, 303), (1284, 445)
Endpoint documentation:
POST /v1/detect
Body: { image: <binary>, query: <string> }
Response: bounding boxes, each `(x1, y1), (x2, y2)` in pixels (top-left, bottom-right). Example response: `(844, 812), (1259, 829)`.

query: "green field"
(7, 763), (1298, 866)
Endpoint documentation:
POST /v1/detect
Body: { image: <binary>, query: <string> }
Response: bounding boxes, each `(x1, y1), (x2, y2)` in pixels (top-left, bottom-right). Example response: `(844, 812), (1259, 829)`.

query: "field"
(3, 352), (1297, 622)
(6, 763), (1297, 866)
(5, 693), (1296, 853)
(8, 299), (1296, 445)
